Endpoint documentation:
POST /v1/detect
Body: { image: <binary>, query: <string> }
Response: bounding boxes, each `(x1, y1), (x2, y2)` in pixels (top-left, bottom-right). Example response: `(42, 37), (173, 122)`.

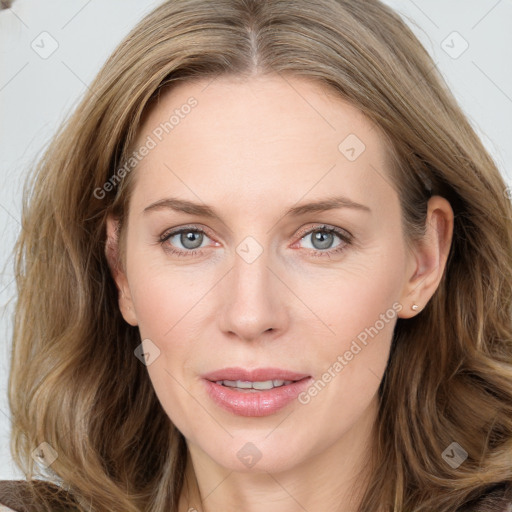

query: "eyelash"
(159, 224), (352, 259)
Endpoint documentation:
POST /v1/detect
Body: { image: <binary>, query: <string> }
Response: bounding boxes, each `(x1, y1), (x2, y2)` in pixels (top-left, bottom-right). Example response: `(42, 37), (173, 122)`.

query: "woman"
(2, 0), (512, 511)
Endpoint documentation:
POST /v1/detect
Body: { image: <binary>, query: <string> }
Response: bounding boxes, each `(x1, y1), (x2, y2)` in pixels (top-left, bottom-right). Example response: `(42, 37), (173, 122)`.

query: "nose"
(217, 244), (289, 342)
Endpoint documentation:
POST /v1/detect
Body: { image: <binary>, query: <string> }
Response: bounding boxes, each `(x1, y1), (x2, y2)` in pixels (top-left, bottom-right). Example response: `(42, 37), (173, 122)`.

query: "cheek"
(292, 240), (406, 354)
(126, 265), (213, 440)
(291, 243), (406, 421)
(124, 224), (216, 342)
(130, 269), (220, 352)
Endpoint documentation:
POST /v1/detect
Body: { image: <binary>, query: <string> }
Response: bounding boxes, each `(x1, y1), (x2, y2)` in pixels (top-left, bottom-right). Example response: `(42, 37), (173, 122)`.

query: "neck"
(178, 397), (378, 512)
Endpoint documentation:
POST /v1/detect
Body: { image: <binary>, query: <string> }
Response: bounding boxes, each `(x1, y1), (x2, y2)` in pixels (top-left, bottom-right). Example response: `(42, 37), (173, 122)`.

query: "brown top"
(0, 479), (511, 511)
(0, 480), (79, 512)
(459, 481), (512, 512)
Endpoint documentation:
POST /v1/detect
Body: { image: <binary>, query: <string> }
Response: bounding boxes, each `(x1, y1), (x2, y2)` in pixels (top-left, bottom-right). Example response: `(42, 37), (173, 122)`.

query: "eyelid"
(294, 223), (352, 243)
(160, 224), (214, 241)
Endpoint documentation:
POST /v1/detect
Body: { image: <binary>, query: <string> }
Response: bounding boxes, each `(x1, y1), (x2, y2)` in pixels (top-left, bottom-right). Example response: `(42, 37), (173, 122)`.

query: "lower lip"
(203, 378), (313, 417)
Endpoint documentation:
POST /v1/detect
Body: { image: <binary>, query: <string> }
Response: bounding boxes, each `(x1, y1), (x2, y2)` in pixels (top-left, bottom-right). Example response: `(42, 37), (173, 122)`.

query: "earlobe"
(399, 196), (454, 319)
(105, 214), (138, 326)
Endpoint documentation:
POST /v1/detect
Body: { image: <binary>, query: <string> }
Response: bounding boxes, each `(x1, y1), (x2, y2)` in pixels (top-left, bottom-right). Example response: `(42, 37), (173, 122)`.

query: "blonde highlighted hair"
(8, 0), (512, 510)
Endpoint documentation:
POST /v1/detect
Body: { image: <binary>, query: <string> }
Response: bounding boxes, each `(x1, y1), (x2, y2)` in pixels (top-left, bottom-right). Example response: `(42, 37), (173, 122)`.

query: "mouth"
(201, 367), (313, 417)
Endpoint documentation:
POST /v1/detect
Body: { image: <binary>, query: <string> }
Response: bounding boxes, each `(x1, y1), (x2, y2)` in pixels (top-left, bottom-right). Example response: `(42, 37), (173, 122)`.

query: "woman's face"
(108, 75), (446, 474)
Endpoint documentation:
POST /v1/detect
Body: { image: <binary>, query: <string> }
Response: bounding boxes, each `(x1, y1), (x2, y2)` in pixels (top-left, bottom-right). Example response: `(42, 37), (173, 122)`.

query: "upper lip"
(202, 367), (310, 382)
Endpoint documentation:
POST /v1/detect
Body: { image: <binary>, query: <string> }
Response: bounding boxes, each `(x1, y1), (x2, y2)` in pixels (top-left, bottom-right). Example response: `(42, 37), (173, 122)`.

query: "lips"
(202, 367), (313, 417)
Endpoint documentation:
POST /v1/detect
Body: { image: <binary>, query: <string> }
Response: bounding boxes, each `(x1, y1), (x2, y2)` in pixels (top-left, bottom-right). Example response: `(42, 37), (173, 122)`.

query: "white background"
(0, 0), (511, 479)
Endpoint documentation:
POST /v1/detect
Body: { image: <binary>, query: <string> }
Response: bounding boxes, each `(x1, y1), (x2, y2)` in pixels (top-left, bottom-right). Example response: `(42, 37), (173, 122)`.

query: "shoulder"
(0, 479), (78, 512)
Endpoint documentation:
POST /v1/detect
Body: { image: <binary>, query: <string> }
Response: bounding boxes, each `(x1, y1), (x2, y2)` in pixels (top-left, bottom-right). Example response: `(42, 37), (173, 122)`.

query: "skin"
(106, 74), (454, 512)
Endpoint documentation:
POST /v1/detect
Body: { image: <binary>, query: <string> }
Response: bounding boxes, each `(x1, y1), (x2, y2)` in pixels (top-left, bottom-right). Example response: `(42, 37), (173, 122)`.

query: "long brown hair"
(9, 0), (512, 510)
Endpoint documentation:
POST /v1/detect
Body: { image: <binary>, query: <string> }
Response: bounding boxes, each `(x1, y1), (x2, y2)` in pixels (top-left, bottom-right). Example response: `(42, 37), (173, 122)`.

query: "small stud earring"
(411, 304), (419, 311)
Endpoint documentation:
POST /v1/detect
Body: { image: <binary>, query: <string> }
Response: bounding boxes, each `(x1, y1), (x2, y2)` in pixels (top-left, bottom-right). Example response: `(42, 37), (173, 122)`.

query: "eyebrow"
(143, 195), (371, 219)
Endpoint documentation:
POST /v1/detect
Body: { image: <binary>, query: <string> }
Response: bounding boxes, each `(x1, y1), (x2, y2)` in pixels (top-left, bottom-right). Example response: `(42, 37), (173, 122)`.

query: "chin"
(194, 431), (317, 474)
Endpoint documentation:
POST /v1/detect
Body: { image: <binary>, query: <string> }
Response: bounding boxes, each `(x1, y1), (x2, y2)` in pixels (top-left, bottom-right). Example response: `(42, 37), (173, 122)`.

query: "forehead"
(128, 74), (396, 212)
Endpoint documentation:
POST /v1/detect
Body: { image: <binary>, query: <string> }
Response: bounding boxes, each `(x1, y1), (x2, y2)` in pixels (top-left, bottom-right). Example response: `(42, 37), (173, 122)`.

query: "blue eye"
(160, 226), (211, 257)
(296, 225), (352, 258)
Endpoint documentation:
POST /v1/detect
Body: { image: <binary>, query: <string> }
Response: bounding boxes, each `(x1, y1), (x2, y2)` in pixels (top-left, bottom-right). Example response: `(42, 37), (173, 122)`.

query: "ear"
(398, 196), (454, 319)
(105, 214), (138, 326)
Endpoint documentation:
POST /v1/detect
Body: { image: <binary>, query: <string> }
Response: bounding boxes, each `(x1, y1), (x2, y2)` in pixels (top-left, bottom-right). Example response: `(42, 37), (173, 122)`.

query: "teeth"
(234, 380), (253, 389)
(215, 379), (294, 390)
(253, 380), (275, 390)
